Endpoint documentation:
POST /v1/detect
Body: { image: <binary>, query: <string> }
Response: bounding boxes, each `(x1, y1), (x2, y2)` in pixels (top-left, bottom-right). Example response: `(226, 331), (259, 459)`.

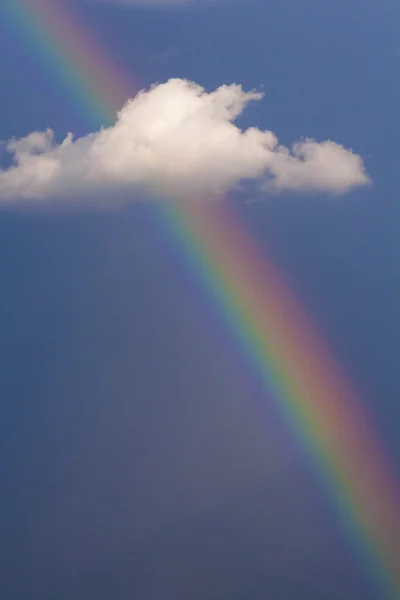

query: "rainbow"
(3, 0), (400, 596)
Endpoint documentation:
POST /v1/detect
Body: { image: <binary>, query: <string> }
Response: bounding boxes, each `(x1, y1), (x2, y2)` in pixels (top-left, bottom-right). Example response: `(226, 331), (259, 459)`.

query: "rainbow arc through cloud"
(2, 1), (400, 597)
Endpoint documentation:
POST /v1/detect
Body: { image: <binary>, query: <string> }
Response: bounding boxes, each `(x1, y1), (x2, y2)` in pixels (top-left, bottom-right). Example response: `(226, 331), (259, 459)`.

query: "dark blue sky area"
(0, 0), (398, 598)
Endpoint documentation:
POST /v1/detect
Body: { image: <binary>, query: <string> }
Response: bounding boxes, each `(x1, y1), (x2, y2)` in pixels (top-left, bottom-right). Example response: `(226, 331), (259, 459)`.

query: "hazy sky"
(0, 0), (398, 598)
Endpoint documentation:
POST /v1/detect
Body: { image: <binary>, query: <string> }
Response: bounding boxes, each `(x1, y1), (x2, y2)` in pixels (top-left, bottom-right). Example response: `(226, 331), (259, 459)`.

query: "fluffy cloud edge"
(0, 78), (371, 207)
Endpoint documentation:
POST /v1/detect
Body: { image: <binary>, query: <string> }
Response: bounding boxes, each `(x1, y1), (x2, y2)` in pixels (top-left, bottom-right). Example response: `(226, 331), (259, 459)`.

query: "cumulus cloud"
(0, 78), (370, 206)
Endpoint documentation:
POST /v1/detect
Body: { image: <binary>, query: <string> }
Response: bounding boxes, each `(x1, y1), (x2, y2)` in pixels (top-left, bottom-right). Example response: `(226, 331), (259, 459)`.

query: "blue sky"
(0, 0), (398, 598)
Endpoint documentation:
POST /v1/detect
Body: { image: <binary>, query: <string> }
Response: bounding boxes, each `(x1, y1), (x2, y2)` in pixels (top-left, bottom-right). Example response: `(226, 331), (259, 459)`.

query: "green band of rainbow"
(3, 1), (400, 596)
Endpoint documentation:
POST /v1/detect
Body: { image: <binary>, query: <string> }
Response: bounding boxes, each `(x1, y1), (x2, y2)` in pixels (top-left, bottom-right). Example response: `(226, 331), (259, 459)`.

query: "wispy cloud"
(0, 79), (370, 206)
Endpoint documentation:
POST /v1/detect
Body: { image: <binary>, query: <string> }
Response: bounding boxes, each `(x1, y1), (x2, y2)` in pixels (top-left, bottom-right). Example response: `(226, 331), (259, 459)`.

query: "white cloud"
(0, 78), (370, 206)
